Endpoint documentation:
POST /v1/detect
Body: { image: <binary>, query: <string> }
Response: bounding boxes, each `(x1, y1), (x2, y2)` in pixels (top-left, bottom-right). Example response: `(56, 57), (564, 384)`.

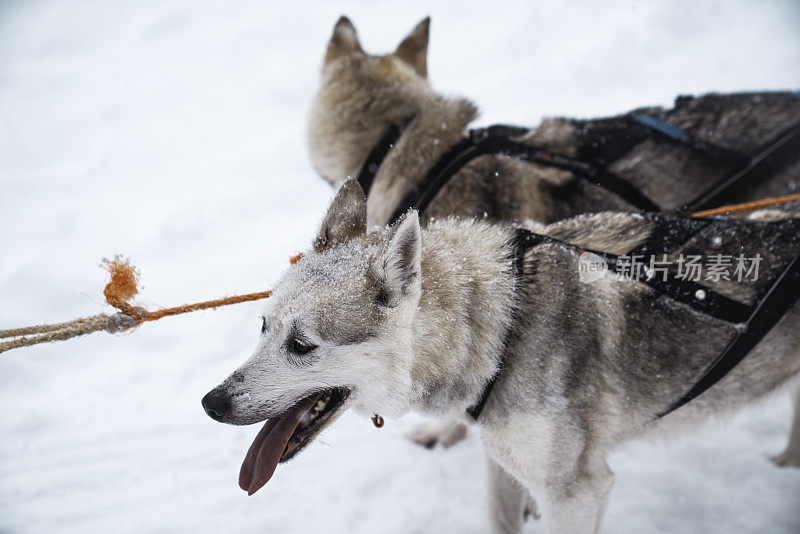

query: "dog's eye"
(288, 337), (316, 356)
(260, 317), (267, 334)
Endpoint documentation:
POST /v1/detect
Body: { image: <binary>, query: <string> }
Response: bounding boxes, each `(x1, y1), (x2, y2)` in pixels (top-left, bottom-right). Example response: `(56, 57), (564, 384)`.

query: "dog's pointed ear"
(314, 179), (367, 252)
(394, 17), (430, 78)
(325, 16), (363, 64)
(374, 211), (422, 307)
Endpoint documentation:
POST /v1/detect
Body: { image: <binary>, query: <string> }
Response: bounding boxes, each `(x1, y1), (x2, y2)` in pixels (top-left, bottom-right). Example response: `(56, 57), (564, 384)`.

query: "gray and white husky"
(203, 181), (800, 533)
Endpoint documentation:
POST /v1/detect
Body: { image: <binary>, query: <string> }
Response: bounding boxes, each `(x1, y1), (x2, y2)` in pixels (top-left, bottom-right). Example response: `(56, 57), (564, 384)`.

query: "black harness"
(356, 115), (800, 420)
(358, 116), (800, 217)
(472, 219), (800, 421)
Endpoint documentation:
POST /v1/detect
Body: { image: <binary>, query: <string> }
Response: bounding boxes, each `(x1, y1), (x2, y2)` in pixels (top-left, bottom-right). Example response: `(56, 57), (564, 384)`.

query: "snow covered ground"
(1, 1), (799, 532)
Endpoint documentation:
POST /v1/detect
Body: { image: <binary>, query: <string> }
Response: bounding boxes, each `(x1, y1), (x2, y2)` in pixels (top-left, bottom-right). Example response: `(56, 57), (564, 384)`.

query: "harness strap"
(466, 228), (533, 419)
(526, 222), (753, 322)
(659, 246), (800, 417)
(356, 122), (405, 197)
(358, 117), (800, 228)
(387, 125), (660, 224)
(632, 115), (751, 168)
(684, 123), (800, 213)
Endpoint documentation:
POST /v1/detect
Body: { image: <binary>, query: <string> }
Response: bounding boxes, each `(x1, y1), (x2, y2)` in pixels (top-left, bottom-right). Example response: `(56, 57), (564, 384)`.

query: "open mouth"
(238, 387), (350, 495)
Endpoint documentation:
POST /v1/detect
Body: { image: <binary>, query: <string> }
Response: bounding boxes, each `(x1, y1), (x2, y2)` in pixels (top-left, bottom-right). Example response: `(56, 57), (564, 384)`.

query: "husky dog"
(308, 15), (800, 464)
(308, 16), (800, 228)
(203, 181), (800, 533)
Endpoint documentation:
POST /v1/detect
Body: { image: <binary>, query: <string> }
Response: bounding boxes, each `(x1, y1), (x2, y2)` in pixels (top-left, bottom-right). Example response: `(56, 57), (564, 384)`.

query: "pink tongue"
(238, 393), (321, 495)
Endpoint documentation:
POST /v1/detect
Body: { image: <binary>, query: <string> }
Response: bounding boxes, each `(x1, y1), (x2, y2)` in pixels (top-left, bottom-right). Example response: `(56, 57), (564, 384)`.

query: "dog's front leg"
(483, 425), (613, 533)
(535, 453), (614, 534)
(487, 455), (530, 534)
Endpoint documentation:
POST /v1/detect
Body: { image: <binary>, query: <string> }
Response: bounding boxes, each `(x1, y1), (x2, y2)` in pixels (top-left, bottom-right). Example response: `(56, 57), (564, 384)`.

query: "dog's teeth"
(315, 400), (326, 412)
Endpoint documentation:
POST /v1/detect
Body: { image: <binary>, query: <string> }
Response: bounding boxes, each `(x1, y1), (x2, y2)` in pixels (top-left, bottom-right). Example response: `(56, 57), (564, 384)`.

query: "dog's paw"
(405, 420), (468, 449)
(770, 448), (800, 468)
(523, 497), (541, 521)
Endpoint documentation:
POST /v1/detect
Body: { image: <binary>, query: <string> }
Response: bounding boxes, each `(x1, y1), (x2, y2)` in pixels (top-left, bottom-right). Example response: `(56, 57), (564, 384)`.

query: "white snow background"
(1, 1), (799, 532)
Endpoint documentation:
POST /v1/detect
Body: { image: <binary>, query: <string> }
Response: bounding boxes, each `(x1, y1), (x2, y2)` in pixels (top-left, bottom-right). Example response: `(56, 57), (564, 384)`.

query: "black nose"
(202, 389), (231, 421)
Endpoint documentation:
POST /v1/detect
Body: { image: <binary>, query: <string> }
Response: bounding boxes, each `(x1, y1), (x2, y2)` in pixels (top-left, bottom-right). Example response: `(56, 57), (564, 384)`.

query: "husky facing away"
(308, 15), (800, 454)
(203, 181), (800, 533)
(308, 16), (800, 228)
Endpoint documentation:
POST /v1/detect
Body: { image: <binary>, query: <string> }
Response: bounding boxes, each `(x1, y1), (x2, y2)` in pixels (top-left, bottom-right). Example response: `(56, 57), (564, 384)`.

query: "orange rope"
(140, 291), (273, 321)
(692, 192), (800, 218)
(101, 253), (304, 326)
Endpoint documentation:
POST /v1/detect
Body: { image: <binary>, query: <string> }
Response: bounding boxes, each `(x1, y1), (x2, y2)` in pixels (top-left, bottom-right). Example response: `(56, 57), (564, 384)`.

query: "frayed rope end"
(101, 255), (140, 305)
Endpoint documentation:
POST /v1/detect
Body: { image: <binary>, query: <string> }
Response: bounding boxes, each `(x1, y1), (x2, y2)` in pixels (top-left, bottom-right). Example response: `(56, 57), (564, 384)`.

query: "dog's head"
(308, 16), (431, 185)
(202, 180), (422, 494)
